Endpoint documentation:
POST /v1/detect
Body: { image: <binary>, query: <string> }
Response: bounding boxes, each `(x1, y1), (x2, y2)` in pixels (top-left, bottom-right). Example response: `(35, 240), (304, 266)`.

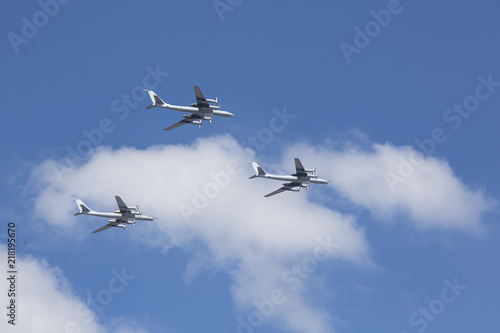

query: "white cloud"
(29, 133), (493, 332)
(0, 245), (146, 333)
(30, 134), (370, 333)
(284, 140), (495, 232)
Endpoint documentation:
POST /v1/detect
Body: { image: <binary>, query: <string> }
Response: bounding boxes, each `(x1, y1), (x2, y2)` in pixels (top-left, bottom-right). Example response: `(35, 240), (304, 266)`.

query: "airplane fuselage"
(82, 211), (155, 223)
(158, 103), (234, 118)
(258, 174), (330, 185)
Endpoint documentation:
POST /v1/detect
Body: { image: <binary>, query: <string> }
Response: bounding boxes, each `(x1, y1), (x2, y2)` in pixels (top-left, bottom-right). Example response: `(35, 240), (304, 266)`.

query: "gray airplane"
(74, 196), (156, 233)
(249, 158), (330, 197)
(144, 85), (234, 131)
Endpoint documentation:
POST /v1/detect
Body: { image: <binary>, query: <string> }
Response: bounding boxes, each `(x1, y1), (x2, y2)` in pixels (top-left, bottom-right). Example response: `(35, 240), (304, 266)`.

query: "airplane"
(249, 158), (330, 197)
(73, 196), (156, 233)
(144, 85), (234, 131)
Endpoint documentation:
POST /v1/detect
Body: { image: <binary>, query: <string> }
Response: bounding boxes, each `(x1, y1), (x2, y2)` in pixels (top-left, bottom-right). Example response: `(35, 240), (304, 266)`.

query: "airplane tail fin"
(144, 89), (166, 109)
(249, 162), (267, 179)
(73, 199), (92, 216)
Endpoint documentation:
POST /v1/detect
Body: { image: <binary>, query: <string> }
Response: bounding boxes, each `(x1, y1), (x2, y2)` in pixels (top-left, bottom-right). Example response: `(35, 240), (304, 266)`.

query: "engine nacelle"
(117, 224), (126, 230)
(305, 168), (317, 177)
(206, 97), (218, 104)
(290, 187), (301, 192)
(191, 103), (198, 107)
(191, 120), (202, 126)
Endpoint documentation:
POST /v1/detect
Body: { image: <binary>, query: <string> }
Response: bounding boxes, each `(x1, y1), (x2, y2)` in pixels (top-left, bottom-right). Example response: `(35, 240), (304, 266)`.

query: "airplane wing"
(115, 196), (131, 214)
(164, 114), (202, 131)
(294, 158), (308, 177)
(115, 214), (135, 224)
(164, 119), (191, 131)
(264, 182), (301, 197)
(264, 187), (289, 197)
(92, 223), (115, 233)
(194, 85), (210, 109)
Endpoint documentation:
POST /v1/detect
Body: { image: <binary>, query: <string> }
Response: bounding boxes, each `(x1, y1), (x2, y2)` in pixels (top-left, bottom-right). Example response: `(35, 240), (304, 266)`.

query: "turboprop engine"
(305, 168), (317, 177)
(108, 220), (127, 230)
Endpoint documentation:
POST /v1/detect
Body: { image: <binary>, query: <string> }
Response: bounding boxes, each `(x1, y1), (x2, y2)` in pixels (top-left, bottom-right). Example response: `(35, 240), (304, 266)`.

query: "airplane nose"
(215, 110), (234, 117)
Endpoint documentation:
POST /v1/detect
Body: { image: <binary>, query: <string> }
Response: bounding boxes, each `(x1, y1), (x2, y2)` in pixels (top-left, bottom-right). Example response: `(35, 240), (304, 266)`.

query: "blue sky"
(2, 1), (500, 332)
